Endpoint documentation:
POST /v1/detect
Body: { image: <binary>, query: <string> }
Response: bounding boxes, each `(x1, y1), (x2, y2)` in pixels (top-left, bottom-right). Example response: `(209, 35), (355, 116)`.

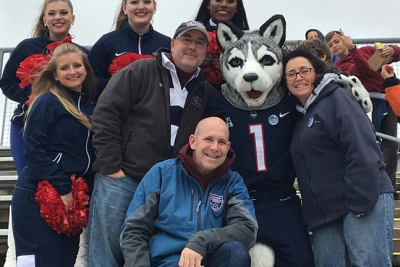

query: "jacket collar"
(296, 73), (338, 114)
(122, 22), (154, 42)
(178, 143), (236, 191)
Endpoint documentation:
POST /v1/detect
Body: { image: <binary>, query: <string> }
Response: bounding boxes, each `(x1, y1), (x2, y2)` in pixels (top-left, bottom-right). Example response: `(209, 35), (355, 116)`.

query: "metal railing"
(0, 39), (400, 145)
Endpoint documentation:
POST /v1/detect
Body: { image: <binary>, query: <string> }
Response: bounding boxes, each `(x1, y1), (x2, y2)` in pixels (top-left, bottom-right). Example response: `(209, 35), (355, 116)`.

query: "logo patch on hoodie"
(209, 193), (224, 211)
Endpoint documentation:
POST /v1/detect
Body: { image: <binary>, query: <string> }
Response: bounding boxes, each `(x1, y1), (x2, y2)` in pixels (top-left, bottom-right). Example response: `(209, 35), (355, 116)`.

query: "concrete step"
(0, 147), (11, 158)
(0, 158), (15, 171)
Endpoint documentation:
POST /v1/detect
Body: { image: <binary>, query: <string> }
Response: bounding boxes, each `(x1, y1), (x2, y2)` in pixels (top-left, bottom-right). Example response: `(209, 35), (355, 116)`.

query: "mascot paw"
(338, 74), (372, 113)
(249, 243), (275, 267)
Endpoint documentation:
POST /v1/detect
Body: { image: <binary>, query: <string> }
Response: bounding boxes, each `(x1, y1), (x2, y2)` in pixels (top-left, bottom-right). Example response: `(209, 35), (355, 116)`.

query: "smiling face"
(123, 0), (156, 31)
(190, 117), (231, 177)
(53, 52), (87, 92)
(285, 56), (316, 105)
(43, 0), (75, 41)
(171, 29), (207, 73)
(208, 0), (237, 23)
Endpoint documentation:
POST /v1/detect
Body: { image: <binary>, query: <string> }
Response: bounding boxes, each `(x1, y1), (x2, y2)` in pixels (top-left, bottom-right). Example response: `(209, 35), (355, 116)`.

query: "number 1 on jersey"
(249, 124), (267, 172)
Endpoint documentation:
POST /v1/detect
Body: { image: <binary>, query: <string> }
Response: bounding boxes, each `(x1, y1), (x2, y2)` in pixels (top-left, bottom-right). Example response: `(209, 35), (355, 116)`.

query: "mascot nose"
(243, 73), (258, 82)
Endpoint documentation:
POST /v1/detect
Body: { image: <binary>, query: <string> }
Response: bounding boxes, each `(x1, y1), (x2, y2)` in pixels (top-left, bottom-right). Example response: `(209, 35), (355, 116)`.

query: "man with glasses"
(89, 21), (215, 267)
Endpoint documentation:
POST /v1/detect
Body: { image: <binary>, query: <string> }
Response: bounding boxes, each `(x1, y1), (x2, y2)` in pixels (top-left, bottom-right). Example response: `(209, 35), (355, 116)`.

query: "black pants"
(252, 192), (315, 267)
(12, 188), (80, 267)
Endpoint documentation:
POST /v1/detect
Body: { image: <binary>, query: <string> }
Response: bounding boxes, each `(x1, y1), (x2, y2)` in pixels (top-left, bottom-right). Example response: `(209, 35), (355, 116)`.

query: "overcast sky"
(1, 0), (399, 48)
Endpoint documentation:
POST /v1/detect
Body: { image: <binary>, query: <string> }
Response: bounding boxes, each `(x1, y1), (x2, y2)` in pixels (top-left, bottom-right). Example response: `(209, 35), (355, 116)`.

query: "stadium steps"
(0, 147), (15, 265)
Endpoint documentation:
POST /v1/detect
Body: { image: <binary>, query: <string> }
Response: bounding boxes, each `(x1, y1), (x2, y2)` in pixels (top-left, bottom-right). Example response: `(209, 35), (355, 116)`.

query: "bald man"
(121, 117), (257, 267)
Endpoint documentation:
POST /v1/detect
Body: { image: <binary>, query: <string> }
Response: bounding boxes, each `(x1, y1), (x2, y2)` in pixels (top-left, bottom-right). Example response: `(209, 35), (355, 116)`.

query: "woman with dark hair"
(283, 46), (394, 266)
(12, 43), (96, 267)
(194, 0), (249, 31)
(194, 0), (249, 87)
(88, 0), (170, 97)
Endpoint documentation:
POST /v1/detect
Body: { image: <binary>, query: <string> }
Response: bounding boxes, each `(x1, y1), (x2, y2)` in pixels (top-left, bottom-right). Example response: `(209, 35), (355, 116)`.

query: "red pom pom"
(108, 52), (153, 75)
(35, 174), (90, 236)
(46, 35), (73, 54)
(203, 64), (223, 85)
(207, 31), (222, 55)
(16, 54), (50, 89)
(204, 31), (223, 85)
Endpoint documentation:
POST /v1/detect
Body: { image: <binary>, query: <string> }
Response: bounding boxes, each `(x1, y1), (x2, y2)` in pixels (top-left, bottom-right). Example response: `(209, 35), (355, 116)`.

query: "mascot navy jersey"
(207, 92), (299, 191)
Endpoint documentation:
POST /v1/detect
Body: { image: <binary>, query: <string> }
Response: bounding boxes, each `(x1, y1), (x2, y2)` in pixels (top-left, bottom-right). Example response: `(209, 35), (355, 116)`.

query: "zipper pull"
(196, 200), (202, 213)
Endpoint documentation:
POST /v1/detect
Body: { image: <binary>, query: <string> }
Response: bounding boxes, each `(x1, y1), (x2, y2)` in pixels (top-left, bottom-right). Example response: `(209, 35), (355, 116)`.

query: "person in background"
(283, 46), (394, 267)
(0, 1), (88, 266)
(88, 21), (215, 267)
(88, 0), (170, 98)
(295, 39), (333, 64)
(325, 29), (400, 194)
(12, 43), (96, 267)
(381, 64), (400, 117)
(305, 29), (324, 41)
(194, 0), (249, 32)
(121, 117), (257, 267)
(194, 0), (249, 87)
(305, 28), (340, 63)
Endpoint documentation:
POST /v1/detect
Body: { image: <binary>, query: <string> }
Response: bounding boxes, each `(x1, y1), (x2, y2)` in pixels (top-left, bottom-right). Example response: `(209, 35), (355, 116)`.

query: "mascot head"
(216, 15), (286, 110)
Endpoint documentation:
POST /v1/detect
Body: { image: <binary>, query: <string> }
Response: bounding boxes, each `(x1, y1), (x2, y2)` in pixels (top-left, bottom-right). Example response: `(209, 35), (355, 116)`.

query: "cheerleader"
(12, 43), (95, 267)
(88, 0), (170, 98)
(0, 1), (88, 266)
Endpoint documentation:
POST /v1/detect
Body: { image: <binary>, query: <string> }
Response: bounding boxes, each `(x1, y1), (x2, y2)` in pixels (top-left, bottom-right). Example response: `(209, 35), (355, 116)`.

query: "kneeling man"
(121, 117), (257, 267)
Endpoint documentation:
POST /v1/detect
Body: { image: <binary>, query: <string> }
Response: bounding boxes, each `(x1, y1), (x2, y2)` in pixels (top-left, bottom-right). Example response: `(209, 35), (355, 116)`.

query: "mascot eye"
(259, 55), (275, 66)
(228, 57), (244, 68)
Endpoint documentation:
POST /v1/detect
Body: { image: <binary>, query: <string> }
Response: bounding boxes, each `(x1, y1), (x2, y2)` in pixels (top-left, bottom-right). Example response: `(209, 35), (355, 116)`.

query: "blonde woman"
(11, 43), (95, 267)
(88, 0), (170, 98)
(0, 1), (88, 266)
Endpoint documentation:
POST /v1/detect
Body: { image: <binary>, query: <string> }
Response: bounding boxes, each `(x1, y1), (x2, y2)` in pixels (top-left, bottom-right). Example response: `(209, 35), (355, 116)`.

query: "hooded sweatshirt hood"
(305, 29), (324, 41)
(178, 143), (236, 191)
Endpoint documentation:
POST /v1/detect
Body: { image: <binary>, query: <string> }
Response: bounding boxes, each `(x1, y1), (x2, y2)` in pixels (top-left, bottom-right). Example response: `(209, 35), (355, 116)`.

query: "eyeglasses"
(176, 36), (207, 49)
(285, 68), (315, 81)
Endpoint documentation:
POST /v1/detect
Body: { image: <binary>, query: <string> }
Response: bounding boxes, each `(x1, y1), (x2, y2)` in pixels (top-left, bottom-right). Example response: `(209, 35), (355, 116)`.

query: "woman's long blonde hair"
(27, 43), (96, 130)
(32, 0), (74, 37)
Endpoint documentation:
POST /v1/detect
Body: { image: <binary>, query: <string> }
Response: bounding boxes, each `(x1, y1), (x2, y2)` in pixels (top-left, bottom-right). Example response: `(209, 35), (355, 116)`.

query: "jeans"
(202, 241), (250, 267)
(313, 193), (394, 267)
(88, 172), (139, 267)
(10, 123), (26, 175)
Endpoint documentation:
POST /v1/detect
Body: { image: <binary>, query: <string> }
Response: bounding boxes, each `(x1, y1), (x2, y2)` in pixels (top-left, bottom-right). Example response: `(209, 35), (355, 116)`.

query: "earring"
(44, 23), (47, 27)
(124, 12), (127, 15)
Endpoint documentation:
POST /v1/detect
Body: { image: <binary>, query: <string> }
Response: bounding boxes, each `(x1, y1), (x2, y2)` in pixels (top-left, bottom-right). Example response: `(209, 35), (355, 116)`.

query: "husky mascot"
(206, 15), (315, 267)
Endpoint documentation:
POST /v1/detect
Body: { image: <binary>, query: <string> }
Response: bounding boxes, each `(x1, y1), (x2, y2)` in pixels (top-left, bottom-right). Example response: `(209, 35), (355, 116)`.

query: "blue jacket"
(121, 158), (257, 267)
(0, 34), (89, 125)
(16, 87), (95, 195)
(88, 23), (170, 97)
(290, 79), (394, 230)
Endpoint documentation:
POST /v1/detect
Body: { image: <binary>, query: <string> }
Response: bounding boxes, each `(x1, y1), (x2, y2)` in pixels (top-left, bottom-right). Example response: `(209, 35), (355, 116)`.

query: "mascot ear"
(216, 21), (244, 52)
(259, 14), (286, 47)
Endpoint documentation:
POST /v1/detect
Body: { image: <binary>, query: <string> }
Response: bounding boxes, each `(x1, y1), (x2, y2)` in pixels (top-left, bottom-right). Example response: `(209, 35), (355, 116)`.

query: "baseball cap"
(173, 21), (210, 42)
